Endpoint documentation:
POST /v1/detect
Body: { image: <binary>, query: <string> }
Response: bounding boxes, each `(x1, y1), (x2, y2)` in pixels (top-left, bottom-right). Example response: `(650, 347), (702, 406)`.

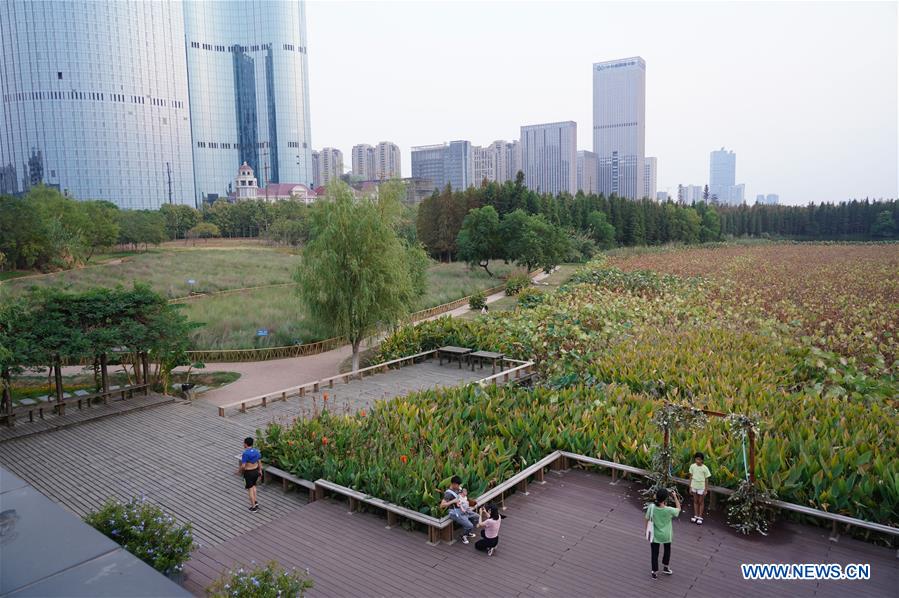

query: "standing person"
(688, 452), (711, 525)
(474, 504), (501, 556)
(645, 487), (680, 579)
(440, 475), (479, 544)
(238, 437), (263, 512)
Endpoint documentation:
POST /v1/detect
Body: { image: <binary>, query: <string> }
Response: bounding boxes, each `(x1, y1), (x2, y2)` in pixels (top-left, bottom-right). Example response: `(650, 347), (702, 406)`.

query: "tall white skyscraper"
(489, 141), (510, 182)
(677, 184), (704, 204)
(709, 147), (745, 204)
(351, 144), (376, 179)
(520, 121), (577, 195)
(576, 150), (599, 194)
(593, 57), (646, 199)
(506, 140), (522, 182)
(317, 147), (343, 186)
(643, 157), (657, 200)
(375, 141), (402, 179)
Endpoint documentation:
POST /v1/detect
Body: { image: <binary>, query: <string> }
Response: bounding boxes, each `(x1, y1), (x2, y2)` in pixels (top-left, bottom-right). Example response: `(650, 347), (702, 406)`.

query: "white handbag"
(645, 504), (655, 542)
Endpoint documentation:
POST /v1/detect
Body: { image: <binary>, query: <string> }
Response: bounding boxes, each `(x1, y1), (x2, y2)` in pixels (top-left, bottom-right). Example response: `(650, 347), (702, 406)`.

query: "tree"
(79, 201), (120, 261)
(160, 204), (200, 240)
(268, 218), (308, 246)
(118, 211), (166, 249)
(296, 182), (419, 371)
(187, 222), (221, 240)
(698, 204), (722, 242)
(870, 210), (896, 238)
(456, 205), (502, 276)
(587, 210), (616, 249)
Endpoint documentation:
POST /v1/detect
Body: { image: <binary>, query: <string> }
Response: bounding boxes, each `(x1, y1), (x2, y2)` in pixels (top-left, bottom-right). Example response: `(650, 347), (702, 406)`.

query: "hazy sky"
(306, 1), (898, 205)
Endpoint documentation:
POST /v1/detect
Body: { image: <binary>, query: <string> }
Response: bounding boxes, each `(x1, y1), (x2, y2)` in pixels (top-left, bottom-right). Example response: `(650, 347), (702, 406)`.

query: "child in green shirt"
(645, 487), (680, 579)
(688, 452), (712, 525)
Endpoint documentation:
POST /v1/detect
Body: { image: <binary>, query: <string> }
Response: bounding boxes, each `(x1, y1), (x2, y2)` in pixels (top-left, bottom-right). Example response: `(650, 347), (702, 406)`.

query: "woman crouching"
(475, 504), (501, 556)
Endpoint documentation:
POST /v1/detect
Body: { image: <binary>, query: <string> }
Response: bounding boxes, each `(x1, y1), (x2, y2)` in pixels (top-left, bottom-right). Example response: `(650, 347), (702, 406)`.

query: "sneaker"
(650, 572), (658, 580)
(696, 517), (703, 525)
(460, 535), (469, 544)
(690, 516), (698, 523)
(487, 547), (495, 556)
(249, 505), (259, 512)
(663, 567), (673, 575)
(467, 531), (477, 538)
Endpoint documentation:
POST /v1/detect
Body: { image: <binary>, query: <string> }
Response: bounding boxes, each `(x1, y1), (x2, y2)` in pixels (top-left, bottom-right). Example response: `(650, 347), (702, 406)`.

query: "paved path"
(195, 269), (551, 407)
(183, 468), (898, 597)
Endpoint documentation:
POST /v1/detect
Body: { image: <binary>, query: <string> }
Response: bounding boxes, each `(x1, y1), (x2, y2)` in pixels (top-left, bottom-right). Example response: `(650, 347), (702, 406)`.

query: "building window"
(57, 71), (62, 80)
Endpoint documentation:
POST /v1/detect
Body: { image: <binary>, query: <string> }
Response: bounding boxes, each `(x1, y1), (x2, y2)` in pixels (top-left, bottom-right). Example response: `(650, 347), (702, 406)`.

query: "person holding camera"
(645, 487), (681, 579)
(474, 503), (501, 556)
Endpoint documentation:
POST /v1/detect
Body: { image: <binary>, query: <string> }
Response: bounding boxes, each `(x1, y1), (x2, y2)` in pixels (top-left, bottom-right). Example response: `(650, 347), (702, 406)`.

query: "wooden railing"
(3, 383), (150, 426)
(477, 359), (535, 387)
(168, 282), (296, 304)
(260, 450), (898, 545)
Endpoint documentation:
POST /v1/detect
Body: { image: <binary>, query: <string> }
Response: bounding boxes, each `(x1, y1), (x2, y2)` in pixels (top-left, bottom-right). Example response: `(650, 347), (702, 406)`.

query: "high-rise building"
(183, 0), (312, 201)
(756, 193), (779, 205)
(677, 184), (704, 204)
(520, 121), (577, 195)
(471, 145), (495, 185)
(317, 147), (343, 186)
(0, 0), (313, 207)
(643, 157), (657, 200)
(0, 1), (195, 208)
(708, 147), (745, 204)
(576, 150), (599, 194)
(311, 150), (321, 188)
(656, 191), (669, 202)
(352, 144), (376, 179)
(375, 141), (401, 179)
(410, 141), (471, 191)
(593, 57), (646, 199)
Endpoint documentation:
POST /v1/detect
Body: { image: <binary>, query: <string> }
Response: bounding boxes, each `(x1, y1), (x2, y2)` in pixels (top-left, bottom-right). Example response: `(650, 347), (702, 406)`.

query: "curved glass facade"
(184, 0), (313, 202)
(0, 0), (195, 208)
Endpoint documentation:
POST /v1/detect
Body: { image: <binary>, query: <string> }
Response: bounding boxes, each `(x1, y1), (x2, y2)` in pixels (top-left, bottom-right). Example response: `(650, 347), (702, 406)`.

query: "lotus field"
(258, 243), (898, 530)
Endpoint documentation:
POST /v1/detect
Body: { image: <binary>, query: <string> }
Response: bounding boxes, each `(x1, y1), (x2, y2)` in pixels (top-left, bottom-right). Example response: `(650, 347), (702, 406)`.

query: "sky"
(306, 0), (898, 205)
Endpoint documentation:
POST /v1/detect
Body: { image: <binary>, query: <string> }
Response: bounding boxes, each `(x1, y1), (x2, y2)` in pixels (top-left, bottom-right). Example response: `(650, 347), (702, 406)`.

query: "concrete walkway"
(194, 270), (551, 407)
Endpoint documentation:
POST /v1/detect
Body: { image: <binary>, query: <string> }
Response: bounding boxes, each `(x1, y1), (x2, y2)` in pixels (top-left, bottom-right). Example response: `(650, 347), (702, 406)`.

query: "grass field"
(459, 264), (580, 319)
(182, 261), (521, 349)
(3, 247), (299, 299)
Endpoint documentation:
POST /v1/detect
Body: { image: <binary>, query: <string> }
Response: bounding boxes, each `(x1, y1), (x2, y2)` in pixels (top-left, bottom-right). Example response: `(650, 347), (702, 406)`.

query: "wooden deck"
(184, 469), (898, 598)
(0, 392), (174, 443)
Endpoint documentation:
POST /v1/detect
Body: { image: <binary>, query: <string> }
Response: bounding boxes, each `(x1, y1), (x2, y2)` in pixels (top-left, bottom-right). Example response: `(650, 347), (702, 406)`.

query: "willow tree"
(296, 181), (419, 371)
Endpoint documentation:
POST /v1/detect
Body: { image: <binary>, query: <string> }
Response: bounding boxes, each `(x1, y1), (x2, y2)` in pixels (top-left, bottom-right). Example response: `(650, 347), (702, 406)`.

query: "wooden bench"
(469, 351), (505, 374)
(437, 346), (472, 369)
(3, 384), (150, 426)
(261, 465), (316, 500)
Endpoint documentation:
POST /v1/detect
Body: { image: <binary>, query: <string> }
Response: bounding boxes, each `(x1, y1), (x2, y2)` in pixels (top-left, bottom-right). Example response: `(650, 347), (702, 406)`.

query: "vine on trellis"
(725, 412), (777, 535)
(643, 401), (708, 500)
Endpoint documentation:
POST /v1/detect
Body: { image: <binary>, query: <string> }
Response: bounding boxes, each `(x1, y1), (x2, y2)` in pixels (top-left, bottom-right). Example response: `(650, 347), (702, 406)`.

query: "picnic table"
(469, 350), (505, 375)
(437, 346), (472, 369)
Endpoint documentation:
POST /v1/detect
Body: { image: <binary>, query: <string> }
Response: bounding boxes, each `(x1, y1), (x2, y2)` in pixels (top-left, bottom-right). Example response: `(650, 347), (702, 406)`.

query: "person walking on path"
(688, 452), (712, 525)
(645, 487), (681, 579)
(440, 475), (479, 544)
(474, 504), (501, 556)
(238, 436), (263, 512)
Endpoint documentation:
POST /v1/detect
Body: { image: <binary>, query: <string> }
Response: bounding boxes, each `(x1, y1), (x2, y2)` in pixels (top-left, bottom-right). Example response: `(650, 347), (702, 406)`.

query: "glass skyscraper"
(0, 0), (195, 208)
(410, 141), (471, 192)
(183, 0), (312, 202)
(521, 121), (577, 196)
(0, 0), (312, 208)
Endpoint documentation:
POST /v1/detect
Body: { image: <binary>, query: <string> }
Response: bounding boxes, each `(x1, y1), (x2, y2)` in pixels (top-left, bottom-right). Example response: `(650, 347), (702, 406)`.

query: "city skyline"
(307, 1), (897, 205)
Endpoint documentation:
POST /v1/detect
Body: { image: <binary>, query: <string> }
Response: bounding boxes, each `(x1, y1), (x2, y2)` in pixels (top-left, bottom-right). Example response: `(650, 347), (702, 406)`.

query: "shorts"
(243, 469), (260, 489)
(691, 487), (705, 496)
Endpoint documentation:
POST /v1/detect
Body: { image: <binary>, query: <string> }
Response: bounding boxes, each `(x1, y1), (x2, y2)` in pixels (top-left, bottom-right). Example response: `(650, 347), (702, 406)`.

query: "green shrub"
(207, 561), (313, 598)
(84, 498), (193, 575)
(504, 273), (531, 296)
(516, 287), (544, 308)
(468, 291), (487, 311)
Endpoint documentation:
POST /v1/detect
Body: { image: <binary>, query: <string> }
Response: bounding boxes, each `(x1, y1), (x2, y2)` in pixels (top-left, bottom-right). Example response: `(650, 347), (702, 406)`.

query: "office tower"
(677, 184), (704, 204)
(0, 1), (195, 208)
(411, 141), (471, 191)
(593, 57), (646, 199)
(520, 122), (577, 195)
(472, 145), (495, 185)
(316, 148), (343, 186)
(375, 141), (401, 179)
(352, 144), (376, 179)
(643, 157), (657, 199)
(488, 141), (509, 183)
(766, 193), (779, 205)
(506, 140), (522, 181)
(708, 147), (746, 204)
(183, 1), (312, 203)
(311, 150), (321, 188)
(576, 150), (599, 194)
(656, 191), (669, 202)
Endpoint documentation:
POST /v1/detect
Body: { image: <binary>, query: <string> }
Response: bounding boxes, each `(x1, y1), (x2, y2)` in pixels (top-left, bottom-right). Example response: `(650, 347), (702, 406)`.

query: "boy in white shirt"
(688, 452), (711, 525)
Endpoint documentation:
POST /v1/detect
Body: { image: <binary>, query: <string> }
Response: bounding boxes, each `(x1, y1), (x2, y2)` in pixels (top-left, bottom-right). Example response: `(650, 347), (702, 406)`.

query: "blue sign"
(256, 329), (269, 337)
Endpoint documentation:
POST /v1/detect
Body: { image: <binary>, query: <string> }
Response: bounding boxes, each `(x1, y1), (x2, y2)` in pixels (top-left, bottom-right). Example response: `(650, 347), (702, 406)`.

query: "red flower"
(359, 410), (366, 417)
(400, 455), (408, 464)
(321, 436), (329, 446)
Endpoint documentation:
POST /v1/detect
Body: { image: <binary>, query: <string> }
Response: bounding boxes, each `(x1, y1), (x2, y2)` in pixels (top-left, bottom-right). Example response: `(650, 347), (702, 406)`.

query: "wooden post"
(141, 352), (150, 393)
(100, 353), (109, 394)
(1, 368), (12, 427)
(53, 356), (64, 415)
(748, 428), (756, 484)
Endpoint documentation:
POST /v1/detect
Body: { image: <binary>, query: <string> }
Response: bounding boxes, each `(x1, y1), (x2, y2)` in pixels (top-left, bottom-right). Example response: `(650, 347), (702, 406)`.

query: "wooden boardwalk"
(210, 360), (490, 428)
(0, 393), (174, 443)
(184, 469), (897, 598)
